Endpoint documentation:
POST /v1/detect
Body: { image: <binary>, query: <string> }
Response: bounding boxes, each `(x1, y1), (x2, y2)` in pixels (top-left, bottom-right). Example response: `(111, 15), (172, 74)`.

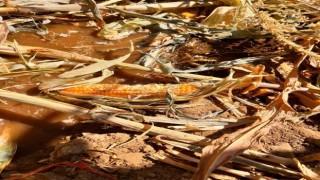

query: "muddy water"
(0, 23), (151, 153)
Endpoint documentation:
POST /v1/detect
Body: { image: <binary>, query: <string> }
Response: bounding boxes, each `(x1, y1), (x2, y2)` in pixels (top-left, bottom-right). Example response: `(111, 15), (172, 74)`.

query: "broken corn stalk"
(58, 84), (201, 99)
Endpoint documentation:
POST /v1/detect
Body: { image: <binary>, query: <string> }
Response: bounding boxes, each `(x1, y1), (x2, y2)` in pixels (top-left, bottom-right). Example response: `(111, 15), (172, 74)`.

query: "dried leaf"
(276, 62), (294, 79)
(202, 6), (239, 28)
(220, 0), (245, 6)
(193, 110), (275, 180)
(98, 17), (157, 40)
(301, 153), (320, 162)
(0, 22), (8, 45)
(37, 60), (66, 69)
(0, 123), (17, 173)
(0, 140), (16, 173)
(59, 42), (133, 78)
(241, 65), (265, 94)
(293, 91), (320, 111)
(84, 0), (106, 27)
(294, 158), (320, 180)
(267, 88), (295, 112)
(156, 55), (275, 73)
(40, 69), (113, 91)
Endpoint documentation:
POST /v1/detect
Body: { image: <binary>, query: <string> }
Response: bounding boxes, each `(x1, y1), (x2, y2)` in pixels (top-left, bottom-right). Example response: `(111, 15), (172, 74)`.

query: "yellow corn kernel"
(58, 84), (200, 98)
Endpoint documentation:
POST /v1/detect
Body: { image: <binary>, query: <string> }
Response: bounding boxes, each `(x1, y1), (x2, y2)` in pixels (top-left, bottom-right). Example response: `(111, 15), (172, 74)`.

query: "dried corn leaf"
(152, 152), (233, 180)
(9, 64), (26, 71)
(6, 0), (69, 6)
(301, 153), (320, 163)
(293, 91), (320, 111)
(294, 158), (320, 180)
(84, 0), (105, 28)
(220, 0), (245, 6)
(98, 17), (158, 40)
(39, 76), (90, 91)
(165, 149), (267, 180)
(45, 69), (114, 91)
(36, 60), (67, 69)
(202, 0), (256, 29)
(202, 6), (238, 28)
(59, 42), (133, 78)
(215, 94), (245, 117)
(107, 7), (233, 36)
(0, 140), (16, 173)
(156, 55), (275, 73)
(241, 65), (265, 94)
(309, 57), (320, 69)
(193, 110), (275, 180)
(276, 62), (293, 79)
(0, 126), (17, 173)
(0, 69), (63, 80)
(0, 22), (8, 45)
(267, 88), (295, 112)
(233, 156), (301, 177)
(210, 65), (266, 96)
(268, 52), (310, 112)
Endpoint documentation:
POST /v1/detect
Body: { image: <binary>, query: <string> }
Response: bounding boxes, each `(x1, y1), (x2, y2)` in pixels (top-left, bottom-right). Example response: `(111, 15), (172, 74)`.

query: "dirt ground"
(2, 115), (319, 179)
(1, 91), (319, 179)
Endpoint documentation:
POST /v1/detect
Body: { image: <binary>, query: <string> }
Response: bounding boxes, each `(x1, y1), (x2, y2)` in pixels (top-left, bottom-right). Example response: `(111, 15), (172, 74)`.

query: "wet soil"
(0, 23), (194, 179)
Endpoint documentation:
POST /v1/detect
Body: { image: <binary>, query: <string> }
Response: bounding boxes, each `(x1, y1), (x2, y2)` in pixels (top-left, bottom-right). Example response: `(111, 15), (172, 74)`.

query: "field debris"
(0, 0), (319, 179)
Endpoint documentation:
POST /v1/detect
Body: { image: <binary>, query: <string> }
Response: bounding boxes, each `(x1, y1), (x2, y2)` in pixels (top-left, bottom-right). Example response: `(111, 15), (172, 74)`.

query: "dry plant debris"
(0, 0), (319, 179)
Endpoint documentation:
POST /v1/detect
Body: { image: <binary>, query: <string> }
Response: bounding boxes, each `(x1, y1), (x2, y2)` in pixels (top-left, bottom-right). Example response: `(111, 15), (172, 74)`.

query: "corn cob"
(58, 84), (200, 99)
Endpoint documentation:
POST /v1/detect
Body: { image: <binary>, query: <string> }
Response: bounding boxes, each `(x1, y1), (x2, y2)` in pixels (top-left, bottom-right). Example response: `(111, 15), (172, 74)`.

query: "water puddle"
(1, 22), (149, 151)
